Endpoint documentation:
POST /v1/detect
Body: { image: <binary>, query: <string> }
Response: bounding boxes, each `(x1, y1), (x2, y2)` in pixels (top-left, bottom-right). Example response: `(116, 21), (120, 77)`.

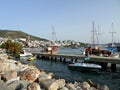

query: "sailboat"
(107, 22), (119, 58)
(84, 21), (119, 58)
(43, 25), (58, 54)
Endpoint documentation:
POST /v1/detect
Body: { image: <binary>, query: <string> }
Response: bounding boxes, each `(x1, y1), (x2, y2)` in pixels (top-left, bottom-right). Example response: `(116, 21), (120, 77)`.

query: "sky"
(0, 0), (120, 44)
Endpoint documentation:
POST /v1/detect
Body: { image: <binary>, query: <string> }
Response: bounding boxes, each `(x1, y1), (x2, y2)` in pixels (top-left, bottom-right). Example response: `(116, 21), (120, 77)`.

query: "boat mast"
(52, 24), (57, 41)
(97, 25), (103, 45)
(109, 22), (116, 46)
(92, 21), (95, 47)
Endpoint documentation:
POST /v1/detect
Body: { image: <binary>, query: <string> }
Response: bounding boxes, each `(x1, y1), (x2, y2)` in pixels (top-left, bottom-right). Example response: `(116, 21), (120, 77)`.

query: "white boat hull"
(20, 48), (33, 57)
(68, 62), (102, 71)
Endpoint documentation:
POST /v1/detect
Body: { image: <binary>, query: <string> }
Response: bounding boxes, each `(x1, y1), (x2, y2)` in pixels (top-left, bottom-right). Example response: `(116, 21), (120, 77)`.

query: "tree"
(1, 40), (23, 58)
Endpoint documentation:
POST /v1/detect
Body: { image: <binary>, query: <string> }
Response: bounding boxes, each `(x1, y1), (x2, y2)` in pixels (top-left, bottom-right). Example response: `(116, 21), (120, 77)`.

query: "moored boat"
(27, 56), (36, 61)
(20, 48), (33, 57)
(84, 46), (119, 58)
(68, 62), (102, 71)
(47, 45), (58, 54)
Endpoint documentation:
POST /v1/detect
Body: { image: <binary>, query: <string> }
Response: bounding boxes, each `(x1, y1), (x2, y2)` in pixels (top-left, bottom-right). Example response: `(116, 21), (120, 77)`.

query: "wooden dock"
(32, 52), (120, 71)
(32, 52), (120, 64)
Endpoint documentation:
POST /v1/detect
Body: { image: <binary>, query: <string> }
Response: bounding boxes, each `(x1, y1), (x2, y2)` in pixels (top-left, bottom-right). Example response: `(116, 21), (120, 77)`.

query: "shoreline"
(0, 50), (109, 90)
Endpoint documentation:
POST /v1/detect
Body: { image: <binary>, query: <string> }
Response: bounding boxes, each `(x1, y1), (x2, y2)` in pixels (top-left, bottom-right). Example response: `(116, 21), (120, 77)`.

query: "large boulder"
(7, 80), (30, 90)
(20, 68), (40, 82)
(41, 79), (58, 90)
(0, 80), (12, 90)
(38, 73), (53, 83)
(0, 59), (20, 72)
(1, 70), (17, 82)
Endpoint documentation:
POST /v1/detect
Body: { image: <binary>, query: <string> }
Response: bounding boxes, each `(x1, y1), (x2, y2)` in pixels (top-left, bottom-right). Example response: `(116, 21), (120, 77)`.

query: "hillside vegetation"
(0, 30), (48, 41)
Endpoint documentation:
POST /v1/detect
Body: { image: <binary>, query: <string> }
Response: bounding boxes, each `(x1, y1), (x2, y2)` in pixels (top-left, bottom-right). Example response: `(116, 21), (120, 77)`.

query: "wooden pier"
(32, 52), (120, 71)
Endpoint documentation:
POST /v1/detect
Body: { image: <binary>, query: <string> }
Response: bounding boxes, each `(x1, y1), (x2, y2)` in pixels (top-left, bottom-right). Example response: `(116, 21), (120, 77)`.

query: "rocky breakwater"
(0, 53), (110, 90)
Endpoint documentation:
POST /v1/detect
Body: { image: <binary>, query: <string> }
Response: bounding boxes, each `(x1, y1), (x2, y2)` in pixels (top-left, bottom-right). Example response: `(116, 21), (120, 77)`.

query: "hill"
(0, 30), (48, 41)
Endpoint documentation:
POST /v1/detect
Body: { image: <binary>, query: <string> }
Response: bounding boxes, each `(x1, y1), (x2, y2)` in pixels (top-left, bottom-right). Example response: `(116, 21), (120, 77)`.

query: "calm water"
(21, 48), (120, 90)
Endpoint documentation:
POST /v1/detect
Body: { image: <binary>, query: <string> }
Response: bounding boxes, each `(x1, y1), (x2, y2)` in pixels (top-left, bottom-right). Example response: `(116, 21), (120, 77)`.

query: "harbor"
(0, 0), (120, 89)
(21, 47), (120, 90)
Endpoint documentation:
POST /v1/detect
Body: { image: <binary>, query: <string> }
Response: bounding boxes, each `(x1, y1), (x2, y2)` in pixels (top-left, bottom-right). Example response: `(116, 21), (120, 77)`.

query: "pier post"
(60, 57), (62, 62)
(54, 57), (57, 62)
(51, 56), (53, 60)
(75, 59), (77, 62)
(111, 64), (116, 72)
(63, 58), (66, 63)
(101, 63), (108, 70)
(71, 58), (73, 63)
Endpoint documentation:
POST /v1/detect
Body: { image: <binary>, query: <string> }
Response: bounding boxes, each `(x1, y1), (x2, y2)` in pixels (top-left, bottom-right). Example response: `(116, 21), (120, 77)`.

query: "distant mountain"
(0, 30), (48, 41)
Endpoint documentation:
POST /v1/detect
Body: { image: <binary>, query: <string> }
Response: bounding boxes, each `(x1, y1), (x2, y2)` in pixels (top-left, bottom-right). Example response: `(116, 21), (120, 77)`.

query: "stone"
(7, 80), (30, 90)
(66, 83), (77, 90)
(27, 82), (41, 90)
(1, 70), (17, 82)
(90, 87), (97, 90)
(39, 69), (46, 74)
(41, 79), (58, 90)
(87, 79), (94, 86)
(20, 68), (40, 82)
(98, 85), (109, 90)
(82, 82), (90, 90)
(38, 73), (53, 83)
(0, 80), (12, 90)
(5, 77), (20, 85)
(0, 62), (4, 72)
(57, 79), (66, 89)
(59, 87), (69, 90)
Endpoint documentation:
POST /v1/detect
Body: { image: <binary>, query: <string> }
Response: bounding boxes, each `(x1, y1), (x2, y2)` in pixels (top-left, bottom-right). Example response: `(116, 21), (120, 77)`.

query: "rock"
(48, 72), (54, 77)
(0, 62), (4, 72)
(87, 79), (99, 89)
(27, 82), (41, 90)
(1, 70), (17, 82)
(66, 83), (77, 90)
(98, 85), (109, 90)
(82, 82), (90, 90)
(5, 77), (20, 85)
(0, 80), (12, 90)
(39, 69), (46, 74)
(7, 80), (30, 90)
(7, 56), (13, 59)
(20, 68), (40, 82)
(59, 87), (69, 90)
(38, 73), (53, 83)
(57, 79), (66, 89)
(87, 79), (94, 86)
(41, 79), (58, 90)
(90, 87), (97, 90)
(0, 60), (17, 72)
